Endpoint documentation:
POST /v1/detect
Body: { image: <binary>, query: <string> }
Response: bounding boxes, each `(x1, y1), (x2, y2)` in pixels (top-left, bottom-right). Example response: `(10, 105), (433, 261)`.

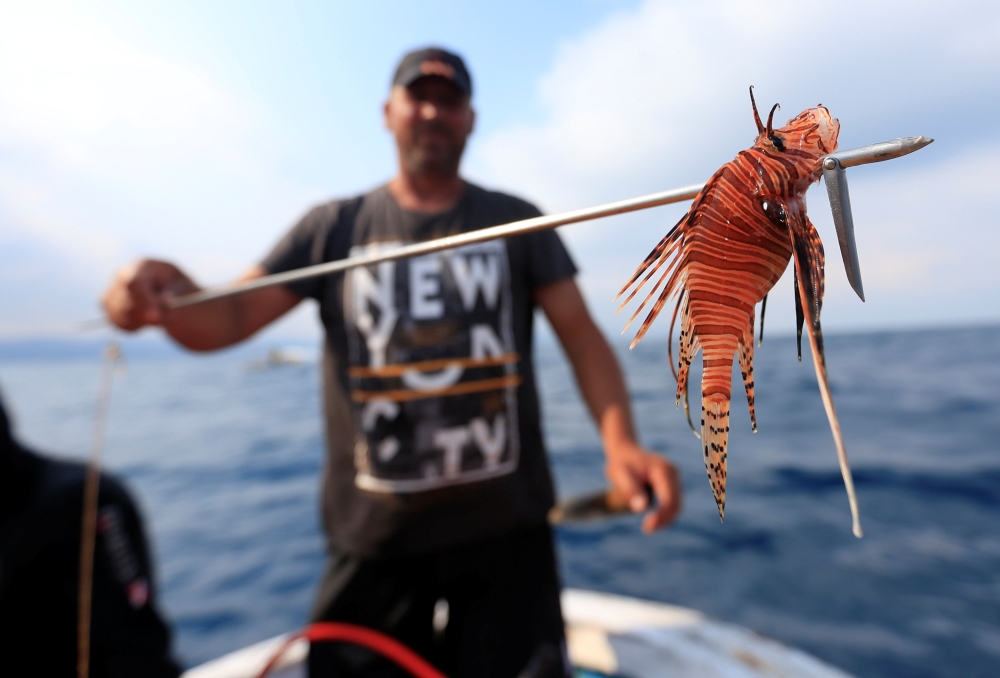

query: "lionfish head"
(749, 86), (840, 159)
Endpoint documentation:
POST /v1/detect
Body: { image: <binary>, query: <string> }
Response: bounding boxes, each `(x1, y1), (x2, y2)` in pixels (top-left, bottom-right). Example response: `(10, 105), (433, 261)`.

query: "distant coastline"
(1, 320), (997, 361)
(0, 333), (319, 362)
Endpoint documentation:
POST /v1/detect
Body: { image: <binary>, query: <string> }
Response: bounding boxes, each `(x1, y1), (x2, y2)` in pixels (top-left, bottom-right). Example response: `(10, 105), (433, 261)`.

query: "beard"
(399, 122), (467, 176)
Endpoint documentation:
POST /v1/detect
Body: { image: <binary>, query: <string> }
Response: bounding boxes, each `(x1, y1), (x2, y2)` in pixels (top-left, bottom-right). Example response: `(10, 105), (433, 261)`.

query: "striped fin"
(701, 396), (731, 520)
(671, 291), (701, 439)
(618, 168), (730, 349)
(627, 265), (684, 349)
(737, 317), (758, 433)
(619, 259), (681, 340)
(674, 291), (698, 407)
(699, 332), (738, 522)
(615, 221), (683, 304)
(787, 207), (863, 538)
(667, 290), (700, 439)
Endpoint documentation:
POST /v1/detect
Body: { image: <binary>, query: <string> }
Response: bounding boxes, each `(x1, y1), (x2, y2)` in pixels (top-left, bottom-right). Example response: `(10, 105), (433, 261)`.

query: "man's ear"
(467, 106), (476, 136)
(383, 99), (392, 131)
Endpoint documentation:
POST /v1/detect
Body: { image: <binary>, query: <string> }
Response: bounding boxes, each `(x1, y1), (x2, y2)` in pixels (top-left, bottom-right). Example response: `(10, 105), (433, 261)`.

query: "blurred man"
(0, 389), (180, 677)
(102, 47), (681, 677)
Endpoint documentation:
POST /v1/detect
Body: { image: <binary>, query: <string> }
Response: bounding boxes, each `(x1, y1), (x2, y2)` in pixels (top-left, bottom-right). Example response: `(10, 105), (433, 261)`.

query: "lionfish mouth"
(779, 105), (840, 155)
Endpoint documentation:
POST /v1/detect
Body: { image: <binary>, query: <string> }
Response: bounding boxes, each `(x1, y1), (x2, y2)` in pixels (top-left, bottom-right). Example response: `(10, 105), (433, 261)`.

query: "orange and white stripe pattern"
(617, 89), (863, 535)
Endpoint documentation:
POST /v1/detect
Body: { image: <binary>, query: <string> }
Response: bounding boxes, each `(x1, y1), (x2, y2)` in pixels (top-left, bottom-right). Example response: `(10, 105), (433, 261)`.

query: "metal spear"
(164, 135), (931, 310)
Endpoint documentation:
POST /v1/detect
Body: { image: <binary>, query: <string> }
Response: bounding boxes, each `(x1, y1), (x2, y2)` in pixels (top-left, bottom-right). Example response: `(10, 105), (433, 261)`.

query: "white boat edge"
(181, 588), (856, 678)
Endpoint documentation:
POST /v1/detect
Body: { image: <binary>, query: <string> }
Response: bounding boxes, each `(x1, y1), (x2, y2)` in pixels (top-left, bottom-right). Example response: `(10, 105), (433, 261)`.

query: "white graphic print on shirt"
(344, 240), (520, 493)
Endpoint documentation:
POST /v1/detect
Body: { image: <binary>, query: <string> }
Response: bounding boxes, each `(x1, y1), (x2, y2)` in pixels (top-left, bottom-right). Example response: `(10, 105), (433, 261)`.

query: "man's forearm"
(166, 267), (304, 351)
(165, 281), (303, 351)
(163, 296), (252, 351)
(535, 279), (639, 453)
(559, 324), (637, 454)
(103, 262), (301, 351)
(538, 278), (682, 529)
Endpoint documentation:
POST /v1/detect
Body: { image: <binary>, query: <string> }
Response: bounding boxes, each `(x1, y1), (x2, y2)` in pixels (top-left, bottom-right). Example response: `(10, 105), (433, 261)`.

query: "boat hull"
(182, 589), (854, 678)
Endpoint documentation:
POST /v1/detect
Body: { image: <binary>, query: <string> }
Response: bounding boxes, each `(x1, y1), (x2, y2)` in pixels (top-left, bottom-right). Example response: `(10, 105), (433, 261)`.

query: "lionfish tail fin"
(701, 395), (731, 521)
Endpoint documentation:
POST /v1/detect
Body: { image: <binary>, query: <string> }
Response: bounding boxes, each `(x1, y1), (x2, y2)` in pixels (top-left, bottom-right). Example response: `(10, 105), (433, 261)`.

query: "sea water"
(1, 324), (998, 678)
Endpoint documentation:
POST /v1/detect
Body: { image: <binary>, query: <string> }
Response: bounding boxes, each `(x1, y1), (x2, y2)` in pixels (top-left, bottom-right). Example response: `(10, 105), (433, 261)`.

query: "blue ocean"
(1, 324), (998, 677)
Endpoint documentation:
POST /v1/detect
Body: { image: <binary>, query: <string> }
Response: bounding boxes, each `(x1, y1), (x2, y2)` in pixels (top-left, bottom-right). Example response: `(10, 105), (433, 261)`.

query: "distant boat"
(181, 589), (854, 678)
(248, 348), (309, 371)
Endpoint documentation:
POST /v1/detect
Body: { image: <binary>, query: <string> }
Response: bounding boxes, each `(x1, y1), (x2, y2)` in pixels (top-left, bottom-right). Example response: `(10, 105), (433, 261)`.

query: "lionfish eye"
(769, 134), (785, 152)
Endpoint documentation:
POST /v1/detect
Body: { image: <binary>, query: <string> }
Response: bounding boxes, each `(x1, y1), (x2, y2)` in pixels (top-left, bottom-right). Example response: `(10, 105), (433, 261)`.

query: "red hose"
(255, 622), (448, 678)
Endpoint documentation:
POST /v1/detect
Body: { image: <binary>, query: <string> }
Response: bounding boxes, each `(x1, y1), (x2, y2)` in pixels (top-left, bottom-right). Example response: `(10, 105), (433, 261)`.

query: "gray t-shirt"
(261, 182), (577, 557)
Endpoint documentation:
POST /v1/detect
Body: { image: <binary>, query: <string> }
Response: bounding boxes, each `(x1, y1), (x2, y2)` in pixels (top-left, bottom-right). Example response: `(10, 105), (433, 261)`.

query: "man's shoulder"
(300, 186), (386, 227)
(464, 182), (542, 220)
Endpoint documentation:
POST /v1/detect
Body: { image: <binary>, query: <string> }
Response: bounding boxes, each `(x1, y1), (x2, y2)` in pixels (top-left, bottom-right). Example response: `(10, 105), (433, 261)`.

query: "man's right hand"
(102, 259), (198, 331)
(102, 261), (302, 351)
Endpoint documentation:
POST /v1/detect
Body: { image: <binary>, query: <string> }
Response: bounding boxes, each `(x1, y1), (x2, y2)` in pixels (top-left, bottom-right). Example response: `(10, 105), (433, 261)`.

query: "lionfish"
(616, 88), (862, 537)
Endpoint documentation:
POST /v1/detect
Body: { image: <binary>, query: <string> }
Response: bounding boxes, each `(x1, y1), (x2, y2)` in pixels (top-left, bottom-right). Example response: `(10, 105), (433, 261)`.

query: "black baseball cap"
(392, 47), (473, 97)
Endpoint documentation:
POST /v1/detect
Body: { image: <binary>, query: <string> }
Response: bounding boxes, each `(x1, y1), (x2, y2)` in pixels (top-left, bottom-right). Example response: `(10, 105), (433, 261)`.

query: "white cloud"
(3, 0), (999, 341)
(467, 0), (1000, 340)
(0, 2), (324, 337)
(0, 3), (247, 175)
(830, 146), (1000, 316)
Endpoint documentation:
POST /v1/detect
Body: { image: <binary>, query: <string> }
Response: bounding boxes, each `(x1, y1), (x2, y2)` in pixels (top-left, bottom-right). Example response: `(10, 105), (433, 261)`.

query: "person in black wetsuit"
(0, 390), (181, 677)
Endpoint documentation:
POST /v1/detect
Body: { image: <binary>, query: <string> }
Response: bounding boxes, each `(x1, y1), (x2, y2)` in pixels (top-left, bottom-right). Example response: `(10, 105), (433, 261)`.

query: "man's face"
(384, 76), (475, 176)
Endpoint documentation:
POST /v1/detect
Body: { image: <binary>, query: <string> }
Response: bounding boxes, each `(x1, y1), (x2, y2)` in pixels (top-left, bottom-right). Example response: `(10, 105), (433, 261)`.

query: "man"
(0, 389), (181, 677)
(102, 47), (681, 677)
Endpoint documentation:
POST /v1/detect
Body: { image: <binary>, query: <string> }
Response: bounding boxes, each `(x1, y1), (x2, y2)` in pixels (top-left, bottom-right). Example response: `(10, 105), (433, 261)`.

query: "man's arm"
(535, 278), (682, 533)
(102, 261), (301, 351)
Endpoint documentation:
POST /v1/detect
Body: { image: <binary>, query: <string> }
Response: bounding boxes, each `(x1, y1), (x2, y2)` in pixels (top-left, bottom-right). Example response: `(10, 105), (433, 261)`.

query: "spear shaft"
(168, 136), (931, 310)
(169, 183), (704, 309)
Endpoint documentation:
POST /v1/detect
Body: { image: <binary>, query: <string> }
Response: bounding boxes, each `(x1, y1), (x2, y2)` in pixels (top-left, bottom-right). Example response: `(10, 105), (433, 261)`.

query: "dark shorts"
(308, 522), (567, 678)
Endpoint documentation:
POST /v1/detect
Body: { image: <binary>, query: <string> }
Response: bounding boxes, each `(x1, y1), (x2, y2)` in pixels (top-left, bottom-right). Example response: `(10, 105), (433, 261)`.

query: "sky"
(1, 0), (998, 348)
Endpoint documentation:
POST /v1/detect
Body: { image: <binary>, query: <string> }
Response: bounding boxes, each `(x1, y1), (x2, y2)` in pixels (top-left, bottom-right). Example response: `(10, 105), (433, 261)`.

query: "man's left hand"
(605, 442), (682, 534)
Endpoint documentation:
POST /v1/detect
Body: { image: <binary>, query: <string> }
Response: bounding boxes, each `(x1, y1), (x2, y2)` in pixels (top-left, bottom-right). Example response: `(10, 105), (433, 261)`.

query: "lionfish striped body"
(617, 89), (863, 537)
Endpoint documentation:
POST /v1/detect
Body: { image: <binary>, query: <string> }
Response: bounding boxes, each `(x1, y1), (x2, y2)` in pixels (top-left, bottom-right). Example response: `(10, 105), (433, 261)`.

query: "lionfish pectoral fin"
(621, 253), (684, 349)
(789, 213), (863, 538)
(615, 221), (682, 303)
(738, 324), (758, 433)
(629, 284), (677, 349)
(701, 397), (731, 521)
